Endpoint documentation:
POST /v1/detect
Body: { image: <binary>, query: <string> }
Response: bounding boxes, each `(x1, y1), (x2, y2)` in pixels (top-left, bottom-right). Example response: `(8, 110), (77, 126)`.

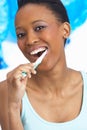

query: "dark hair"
(17, 0), (70, 44)
(17, 0), (70, 23)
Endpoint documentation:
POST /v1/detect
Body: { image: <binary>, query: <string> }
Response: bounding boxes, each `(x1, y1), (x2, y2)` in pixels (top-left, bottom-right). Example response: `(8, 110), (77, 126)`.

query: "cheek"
(17, 41), (24, 52)
(44, 26), (62, 44)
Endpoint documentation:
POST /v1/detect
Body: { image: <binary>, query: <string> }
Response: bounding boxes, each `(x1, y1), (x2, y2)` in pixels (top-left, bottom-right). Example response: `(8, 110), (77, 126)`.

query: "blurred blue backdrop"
(0, 0), (87, 69)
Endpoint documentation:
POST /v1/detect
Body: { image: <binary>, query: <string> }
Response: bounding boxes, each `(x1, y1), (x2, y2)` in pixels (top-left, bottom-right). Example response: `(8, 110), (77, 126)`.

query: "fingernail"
(29, 74), (31, 78)
(33, 70), (37, 74)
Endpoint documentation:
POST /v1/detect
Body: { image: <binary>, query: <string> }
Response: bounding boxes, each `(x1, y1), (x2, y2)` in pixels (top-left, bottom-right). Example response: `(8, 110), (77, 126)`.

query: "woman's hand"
(7, 63), (36, 108)
(7, 63), (37, 130)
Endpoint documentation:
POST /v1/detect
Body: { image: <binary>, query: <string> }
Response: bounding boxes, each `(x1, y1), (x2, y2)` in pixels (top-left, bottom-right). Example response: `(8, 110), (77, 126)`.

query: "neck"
(32, 64), (70, 93)
(28, 52), (71, 93)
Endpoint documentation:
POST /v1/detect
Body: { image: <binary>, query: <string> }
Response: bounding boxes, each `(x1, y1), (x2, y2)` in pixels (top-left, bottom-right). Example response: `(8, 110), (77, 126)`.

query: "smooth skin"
(0, 4), (83, 130)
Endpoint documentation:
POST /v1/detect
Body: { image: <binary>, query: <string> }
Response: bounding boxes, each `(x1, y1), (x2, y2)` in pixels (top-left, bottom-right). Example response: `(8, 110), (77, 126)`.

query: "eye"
(34, 25), (46, 32)
(16, 33), (26, 39)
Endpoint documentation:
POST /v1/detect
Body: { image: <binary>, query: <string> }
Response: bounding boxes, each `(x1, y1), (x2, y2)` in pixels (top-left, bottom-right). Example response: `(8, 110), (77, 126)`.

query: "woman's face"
(15, 4), (70, 71)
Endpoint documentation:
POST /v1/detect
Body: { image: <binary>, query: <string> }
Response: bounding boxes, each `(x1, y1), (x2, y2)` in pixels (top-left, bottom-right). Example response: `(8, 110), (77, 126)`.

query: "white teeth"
(30, 48), (46, 55)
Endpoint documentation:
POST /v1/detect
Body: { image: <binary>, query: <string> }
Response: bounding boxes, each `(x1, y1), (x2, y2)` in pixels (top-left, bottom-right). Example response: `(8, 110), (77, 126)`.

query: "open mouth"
(30, 47), (47, 58)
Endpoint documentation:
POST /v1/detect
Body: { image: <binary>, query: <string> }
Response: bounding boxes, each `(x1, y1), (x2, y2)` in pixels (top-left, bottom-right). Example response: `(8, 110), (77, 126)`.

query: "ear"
(63, 22), (71, 39)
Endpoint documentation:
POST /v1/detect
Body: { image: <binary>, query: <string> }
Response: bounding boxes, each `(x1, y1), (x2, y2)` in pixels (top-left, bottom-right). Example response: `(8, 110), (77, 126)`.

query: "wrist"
(8, 104), (23, 130)
(8, 101), (21, 115)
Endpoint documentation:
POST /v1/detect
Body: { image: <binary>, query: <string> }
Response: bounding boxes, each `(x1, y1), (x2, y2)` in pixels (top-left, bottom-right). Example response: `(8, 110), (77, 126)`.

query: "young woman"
(0, 0), (87, 130)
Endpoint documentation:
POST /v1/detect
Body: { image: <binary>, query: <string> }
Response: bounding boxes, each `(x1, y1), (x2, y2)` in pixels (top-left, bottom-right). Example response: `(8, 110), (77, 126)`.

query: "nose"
(26, 31), (39, 45)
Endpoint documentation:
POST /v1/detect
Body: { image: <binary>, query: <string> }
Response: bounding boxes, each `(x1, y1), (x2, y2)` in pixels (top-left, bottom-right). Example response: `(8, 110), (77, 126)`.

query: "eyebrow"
(32, 20), (46, 24)
(15, 20), (46, 30)
(15, 26), (22, 30)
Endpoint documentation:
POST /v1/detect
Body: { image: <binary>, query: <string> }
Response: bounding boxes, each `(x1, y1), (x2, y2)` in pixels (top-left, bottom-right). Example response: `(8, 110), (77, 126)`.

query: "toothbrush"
(22, 50), (47, 77)
(33, 49), (47, 69)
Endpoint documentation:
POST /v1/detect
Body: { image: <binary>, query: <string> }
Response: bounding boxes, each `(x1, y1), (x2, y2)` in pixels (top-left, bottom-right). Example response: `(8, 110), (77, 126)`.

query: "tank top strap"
(21, 92), (29, 126)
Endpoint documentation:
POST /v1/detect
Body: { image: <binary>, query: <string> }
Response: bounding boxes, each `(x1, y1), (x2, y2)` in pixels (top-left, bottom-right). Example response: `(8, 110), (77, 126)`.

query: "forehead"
(15, 4), (57, 25)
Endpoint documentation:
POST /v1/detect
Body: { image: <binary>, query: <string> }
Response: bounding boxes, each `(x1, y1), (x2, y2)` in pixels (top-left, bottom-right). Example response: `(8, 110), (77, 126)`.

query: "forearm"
(8, 103), (23, 130)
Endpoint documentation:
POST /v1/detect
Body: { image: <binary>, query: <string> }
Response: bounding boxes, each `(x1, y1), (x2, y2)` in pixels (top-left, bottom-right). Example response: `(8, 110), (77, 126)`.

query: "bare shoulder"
(0, 80), (8, 128)
(0, 80), (7, 88)
(0, 80), (8, 99)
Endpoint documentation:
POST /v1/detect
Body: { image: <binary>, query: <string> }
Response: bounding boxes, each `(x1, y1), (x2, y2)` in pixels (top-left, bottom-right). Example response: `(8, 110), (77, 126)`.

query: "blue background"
(0, 0), (87, 69)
